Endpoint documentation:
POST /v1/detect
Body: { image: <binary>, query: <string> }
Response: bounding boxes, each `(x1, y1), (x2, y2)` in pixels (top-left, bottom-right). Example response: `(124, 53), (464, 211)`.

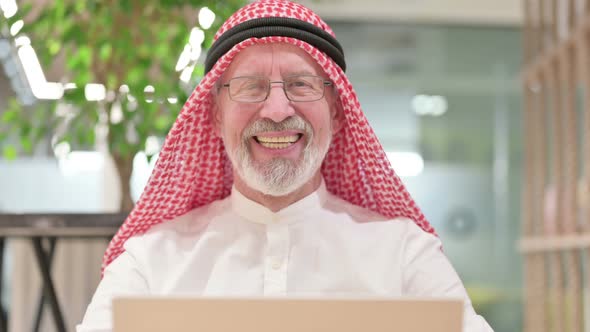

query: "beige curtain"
(9, 239), (106, 332)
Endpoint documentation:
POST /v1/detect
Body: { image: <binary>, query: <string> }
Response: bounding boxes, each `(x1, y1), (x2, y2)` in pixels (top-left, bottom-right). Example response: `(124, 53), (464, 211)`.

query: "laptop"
(113, 296), (463, 332)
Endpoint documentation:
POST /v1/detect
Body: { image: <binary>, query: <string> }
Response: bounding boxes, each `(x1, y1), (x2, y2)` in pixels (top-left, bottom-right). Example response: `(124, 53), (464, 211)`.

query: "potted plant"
(0, 0), (245, 211)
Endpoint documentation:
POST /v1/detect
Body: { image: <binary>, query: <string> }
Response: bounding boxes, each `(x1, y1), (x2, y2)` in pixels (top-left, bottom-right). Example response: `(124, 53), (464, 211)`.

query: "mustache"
(242, 116), (311, 138)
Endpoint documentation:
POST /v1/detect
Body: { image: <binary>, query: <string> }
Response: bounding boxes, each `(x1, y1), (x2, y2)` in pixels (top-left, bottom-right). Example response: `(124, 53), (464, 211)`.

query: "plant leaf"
(2, 145), (17, 160)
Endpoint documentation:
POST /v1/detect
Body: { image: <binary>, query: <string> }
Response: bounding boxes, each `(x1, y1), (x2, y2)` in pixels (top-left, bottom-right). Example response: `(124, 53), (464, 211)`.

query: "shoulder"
(124, 196), (231, 252)
(321, 191), (389, 223)
(320, 191), (430, 240)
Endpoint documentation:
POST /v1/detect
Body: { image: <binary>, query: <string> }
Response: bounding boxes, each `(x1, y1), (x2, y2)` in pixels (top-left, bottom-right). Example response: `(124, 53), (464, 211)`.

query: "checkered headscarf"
(102, 0), (435, 273)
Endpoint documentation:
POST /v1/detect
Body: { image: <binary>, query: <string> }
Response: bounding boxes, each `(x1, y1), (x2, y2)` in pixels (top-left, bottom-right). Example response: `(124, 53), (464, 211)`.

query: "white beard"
(227, 116), (331, 197)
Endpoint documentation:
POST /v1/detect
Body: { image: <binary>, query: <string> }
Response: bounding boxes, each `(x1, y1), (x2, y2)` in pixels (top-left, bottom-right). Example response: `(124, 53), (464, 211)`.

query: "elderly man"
(78, 0), (493, 331)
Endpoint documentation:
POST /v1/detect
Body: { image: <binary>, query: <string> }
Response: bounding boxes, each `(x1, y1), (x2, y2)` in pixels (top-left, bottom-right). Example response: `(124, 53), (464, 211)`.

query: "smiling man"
(214, 43), (342, 210)
(78, 1), (493, 331)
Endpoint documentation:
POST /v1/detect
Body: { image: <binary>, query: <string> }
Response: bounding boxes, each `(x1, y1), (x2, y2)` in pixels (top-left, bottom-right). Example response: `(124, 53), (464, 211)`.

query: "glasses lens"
(284, 75), (325, 102)
(229, 77), (268, 102)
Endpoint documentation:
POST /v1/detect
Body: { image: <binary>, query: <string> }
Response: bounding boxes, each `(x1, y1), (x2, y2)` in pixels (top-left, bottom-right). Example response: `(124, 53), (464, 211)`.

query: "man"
(78, 1), (493, 331)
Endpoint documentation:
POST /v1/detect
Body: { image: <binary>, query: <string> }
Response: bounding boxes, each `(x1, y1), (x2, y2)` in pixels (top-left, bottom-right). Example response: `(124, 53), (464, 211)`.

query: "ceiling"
(296, 0), (522, 26)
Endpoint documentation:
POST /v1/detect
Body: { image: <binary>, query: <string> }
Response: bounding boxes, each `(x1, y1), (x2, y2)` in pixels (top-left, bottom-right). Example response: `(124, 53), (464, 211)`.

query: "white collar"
(230, 179), (329, 225)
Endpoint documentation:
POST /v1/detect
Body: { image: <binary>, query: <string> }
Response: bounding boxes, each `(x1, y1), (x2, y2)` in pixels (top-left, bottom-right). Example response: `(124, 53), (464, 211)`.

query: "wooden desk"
(0, 213), (125, 332)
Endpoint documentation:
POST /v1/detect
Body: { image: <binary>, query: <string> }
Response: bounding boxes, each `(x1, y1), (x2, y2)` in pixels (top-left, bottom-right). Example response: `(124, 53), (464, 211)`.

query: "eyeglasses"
(220, 75), (333, 103)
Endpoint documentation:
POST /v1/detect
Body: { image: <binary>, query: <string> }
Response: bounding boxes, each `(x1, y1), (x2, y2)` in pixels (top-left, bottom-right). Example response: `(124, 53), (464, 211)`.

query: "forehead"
(222, 43), (326, 78)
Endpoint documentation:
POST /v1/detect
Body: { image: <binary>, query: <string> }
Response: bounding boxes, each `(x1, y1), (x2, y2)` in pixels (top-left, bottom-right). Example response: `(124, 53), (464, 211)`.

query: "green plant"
(0, 0), (245, 211)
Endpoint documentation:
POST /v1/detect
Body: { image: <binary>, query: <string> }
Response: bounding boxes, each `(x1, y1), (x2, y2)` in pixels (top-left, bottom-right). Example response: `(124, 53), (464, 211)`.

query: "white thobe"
(77, 180), (493, 332)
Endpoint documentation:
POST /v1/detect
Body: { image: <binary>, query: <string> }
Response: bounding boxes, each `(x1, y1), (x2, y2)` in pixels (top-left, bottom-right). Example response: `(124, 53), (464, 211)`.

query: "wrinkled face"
(212, 43), (343, 196)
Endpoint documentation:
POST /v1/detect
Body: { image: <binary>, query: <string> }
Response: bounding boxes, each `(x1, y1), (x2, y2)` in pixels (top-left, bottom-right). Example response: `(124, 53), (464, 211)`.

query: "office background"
(0, 1), (525, 331)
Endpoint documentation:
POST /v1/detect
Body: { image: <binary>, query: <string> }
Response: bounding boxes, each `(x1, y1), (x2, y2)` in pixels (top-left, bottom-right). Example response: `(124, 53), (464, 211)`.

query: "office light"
(18, 45), (64, 99)
(179, 65), (194, 83)
(189, 28), (205, 48)
(63, 83), (77, 90)
(35, 82), (64, 100)
(190, 45), (202, 61)
(175, 45), (192, 71)
(412, 94), (448, 116)
(4, 2), (197, 104)
(144, 85), (155, 103)
(0, 0), (17, 19)
(145, 136), (161, 156)
(84, 83), (106, 101)
(14, 35), (30, 47)
(386, 152), (424, 177)
(198, 7), (216, 30)
(110, 101), (123, 124)
(9, 19), (23, 36)
(17, 45), (45, 85)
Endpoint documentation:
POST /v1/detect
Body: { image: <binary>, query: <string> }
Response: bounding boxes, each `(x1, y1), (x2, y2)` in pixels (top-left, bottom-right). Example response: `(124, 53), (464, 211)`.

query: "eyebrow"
(281, 69), (319, 76)
(231, 70), (266, 77)
(229, 69), (320, 78)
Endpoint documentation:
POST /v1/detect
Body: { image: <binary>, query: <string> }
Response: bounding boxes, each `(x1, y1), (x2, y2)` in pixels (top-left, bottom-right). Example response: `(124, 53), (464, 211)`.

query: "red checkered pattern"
(102, 0), (436, 274)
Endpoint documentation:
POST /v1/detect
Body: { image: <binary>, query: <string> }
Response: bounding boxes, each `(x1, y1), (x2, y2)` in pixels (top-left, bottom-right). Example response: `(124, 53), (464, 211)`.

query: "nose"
(258, 84), (295, 123)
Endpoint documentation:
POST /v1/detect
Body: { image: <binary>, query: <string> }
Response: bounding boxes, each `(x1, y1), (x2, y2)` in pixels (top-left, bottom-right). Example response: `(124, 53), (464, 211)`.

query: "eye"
(243, 81), (264, 90)
(232, 78), (266, 96)
(238, 80), (262, 90)
(286, 78), (313, 89)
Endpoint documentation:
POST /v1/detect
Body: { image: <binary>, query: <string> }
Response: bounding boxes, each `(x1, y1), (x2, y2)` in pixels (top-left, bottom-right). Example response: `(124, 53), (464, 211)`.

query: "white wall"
(297, 0), (522, 26)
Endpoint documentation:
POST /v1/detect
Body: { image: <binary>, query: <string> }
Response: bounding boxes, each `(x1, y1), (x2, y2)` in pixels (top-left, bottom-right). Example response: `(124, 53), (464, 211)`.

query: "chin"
(243, 159), (314, 197)
(230, 135), (330, 198)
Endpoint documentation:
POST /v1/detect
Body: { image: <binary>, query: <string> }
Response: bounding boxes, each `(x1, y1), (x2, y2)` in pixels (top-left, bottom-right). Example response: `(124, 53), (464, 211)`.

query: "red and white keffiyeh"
(102, 0), (436, 273)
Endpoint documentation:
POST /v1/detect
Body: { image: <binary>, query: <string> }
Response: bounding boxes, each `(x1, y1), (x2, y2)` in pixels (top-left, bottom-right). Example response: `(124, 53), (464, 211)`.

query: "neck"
(233, 172), (322, 212)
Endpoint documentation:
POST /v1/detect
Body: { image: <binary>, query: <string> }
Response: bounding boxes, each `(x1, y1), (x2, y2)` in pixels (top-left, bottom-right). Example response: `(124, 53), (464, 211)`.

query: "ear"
(330, 97), (345, 134)
(210, 94), (223, 137)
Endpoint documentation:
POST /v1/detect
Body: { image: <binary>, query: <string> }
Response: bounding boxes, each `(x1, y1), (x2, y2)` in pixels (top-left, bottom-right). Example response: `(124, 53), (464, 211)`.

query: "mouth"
(253, 133), (304, 149)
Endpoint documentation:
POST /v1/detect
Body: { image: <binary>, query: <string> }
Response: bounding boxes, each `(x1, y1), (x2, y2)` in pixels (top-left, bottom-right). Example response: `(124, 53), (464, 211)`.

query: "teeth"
(256, 135), (299, 143)
(259, 142), (292, 149)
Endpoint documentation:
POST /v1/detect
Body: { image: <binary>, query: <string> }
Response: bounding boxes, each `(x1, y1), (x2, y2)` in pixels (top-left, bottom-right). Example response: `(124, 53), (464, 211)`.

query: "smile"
(254, 134), (303, 149)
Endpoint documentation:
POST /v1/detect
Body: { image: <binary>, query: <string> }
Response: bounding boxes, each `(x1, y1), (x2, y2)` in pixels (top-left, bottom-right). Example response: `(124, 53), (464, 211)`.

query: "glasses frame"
(220, 75), (333, 103)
